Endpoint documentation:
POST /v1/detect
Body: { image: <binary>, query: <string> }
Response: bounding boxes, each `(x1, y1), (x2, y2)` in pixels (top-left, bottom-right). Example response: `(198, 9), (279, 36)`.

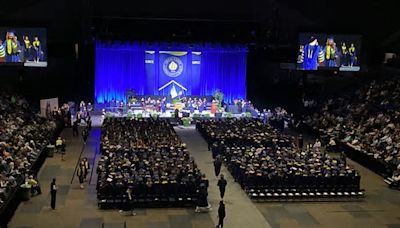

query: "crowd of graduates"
(0, 92), (58, 208)
(96, 118), (206, 207)
(302, 78), (400, 181)
(196, 119), (361, 193)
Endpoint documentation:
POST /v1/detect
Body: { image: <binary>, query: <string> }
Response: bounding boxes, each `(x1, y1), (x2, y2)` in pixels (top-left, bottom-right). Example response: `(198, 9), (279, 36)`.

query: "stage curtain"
(95, 42), (146, 103)
(198, 46), (247, 102)
(95, 42), (247, 104)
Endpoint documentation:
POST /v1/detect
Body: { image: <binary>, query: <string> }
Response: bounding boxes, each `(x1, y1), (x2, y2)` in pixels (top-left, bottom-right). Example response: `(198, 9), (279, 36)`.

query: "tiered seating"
(0, 92), (61, 225)
(302, 78), (400, 177)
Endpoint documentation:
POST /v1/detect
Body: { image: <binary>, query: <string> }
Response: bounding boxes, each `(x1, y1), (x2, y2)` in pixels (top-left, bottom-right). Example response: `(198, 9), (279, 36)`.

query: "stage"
(95, 42), (247, 105)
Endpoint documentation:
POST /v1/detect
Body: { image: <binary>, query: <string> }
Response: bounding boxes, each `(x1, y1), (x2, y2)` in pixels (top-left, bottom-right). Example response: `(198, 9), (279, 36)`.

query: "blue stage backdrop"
(95, 42), (247, 103)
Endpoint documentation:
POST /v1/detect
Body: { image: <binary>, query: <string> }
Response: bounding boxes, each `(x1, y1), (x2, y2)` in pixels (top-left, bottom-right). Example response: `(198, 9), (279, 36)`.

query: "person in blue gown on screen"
(4, 32), (21, 63)
(323, 37), (338, 67)
(302, 37), (324, 70)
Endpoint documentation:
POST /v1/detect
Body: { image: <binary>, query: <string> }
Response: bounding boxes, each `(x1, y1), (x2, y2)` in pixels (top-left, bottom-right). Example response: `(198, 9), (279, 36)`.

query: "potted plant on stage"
(182, 117), (193, 127)
(151, 112), (159, 119)
(127, 110), (134, 119)
(214, 89), (224, 107)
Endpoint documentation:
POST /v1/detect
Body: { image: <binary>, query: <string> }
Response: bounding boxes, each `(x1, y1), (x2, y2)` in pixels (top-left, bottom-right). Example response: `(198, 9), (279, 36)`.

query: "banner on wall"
(40, 97), (59, 117)
(158, 51), (188, 97)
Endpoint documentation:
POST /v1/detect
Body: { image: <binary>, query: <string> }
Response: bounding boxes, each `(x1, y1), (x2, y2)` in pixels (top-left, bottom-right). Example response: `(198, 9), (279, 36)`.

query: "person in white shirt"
(313, 139), (321, 149)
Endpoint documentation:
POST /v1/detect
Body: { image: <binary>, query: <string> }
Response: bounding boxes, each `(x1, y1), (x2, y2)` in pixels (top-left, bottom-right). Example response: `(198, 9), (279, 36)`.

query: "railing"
(0, 121), (64, 228)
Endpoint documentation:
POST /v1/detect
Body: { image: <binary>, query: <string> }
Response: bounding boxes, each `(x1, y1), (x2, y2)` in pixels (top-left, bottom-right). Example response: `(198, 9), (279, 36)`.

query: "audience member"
(0, 92), (58, 208)
(303, 78), (400, 175)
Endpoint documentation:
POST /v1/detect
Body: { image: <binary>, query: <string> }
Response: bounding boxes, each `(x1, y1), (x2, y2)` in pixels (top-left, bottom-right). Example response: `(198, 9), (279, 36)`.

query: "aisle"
(10, 127), (216, 228)
(175, 126), (272, 228)
(9, 127), (102, 228)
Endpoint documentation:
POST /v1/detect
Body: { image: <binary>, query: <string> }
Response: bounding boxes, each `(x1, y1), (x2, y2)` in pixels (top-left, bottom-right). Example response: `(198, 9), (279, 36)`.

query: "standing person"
(216, 200), (226, 228)
(23, 36), (31, 61)
(348, 43), (357, 67)
(324, 37), (338, 67)
(82, 128), (88, 144)
(77, 160), (86, 189)
(50, 178), (57, 210)
(211, 142), (220, 159)
(340, 42), (348, 66)
(72, 121), (79, 136)
(87, 115), (92, 131)
(217, 174), (227, 199)
(214, 156), (222, 177)
(56, 136), (66, 161)
(298, 134), (304, 150)
(0, 39), (5, 62)
(32, 36), (41, 62)
(120, 186), (136, 216)
(302, 36), (324, 70)
(262, 109), (268, 125)
(82, 157), (90, 181)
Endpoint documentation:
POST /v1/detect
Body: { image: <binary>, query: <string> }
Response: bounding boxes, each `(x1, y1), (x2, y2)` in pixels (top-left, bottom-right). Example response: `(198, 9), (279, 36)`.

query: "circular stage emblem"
(163, 56), (183, 77)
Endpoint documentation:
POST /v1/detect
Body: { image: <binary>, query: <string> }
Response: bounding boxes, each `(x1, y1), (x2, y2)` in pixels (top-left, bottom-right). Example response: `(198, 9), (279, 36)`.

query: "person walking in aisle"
(72, 121), (79, 136)
(214, 156), (222, 177)
(50, 178), (57, 210)
(77, 160), (87, 189)
(120, 186), (136, 216)
(82, 128), (88, 144)
(216, 200), (226, 228)
(217, 174), (227, 199)
(298, 134), (304, 150)
(82, 157), (90, 181)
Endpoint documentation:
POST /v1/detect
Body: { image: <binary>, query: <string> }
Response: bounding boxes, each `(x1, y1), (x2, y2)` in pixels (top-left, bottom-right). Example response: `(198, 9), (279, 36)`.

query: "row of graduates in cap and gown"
(197, 119), (360, 191)
(97, 118), (206, 204)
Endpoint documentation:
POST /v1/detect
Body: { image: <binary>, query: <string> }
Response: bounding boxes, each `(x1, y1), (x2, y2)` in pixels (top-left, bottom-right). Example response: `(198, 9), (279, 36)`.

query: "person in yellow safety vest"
(27, 175), (42, 196)
(82, 157), (90, 181)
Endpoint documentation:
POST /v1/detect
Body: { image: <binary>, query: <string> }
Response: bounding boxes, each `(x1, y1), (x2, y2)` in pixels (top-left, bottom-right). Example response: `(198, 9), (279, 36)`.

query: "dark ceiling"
(1, 0), (398, 47)
(0, 0), (398, 103)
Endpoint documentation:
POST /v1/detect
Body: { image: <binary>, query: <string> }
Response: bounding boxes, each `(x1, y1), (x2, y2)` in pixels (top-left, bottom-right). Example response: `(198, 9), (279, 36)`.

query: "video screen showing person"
(297, 33), (361, 72)
(0, 27), (47, 67)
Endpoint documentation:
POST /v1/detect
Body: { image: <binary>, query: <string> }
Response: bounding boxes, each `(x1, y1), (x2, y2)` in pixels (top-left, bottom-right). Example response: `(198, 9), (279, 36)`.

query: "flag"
(170, 84), (178, 99)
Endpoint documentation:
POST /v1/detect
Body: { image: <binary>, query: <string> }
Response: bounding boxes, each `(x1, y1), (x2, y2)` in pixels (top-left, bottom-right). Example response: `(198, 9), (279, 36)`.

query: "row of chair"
(97, 194), (198, 209)
(246, 188), (364, 202)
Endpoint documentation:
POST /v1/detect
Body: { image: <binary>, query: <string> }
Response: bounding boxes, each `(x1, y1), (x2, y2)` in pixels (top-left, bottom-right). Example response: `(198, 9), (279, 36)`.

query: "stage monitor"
(0, 27), (47, 67)
(297, 33), (361, 72)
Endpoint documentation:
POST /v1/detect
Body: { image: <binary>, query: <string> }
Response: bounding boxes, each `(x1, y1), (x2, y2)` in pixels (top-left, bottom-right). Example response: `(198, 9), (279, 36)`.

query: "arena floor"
(8, 126), (400, 228)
